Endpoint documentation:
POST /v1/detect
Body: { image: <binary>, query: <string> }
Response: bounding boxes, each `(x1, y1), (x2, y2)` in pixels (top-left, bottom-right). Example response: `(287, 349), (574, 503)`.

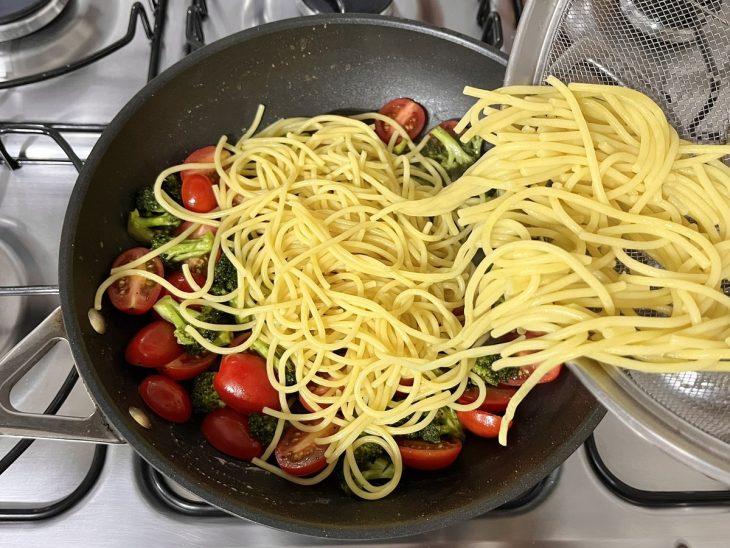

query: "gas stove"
(0, 1), (728, 546)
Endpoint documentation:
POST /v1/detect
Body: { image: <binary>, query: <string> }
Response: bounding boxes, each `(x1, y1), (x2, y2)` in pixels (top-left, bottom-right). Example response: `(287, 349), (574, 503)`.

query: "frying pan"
(0, 15), (604, 539)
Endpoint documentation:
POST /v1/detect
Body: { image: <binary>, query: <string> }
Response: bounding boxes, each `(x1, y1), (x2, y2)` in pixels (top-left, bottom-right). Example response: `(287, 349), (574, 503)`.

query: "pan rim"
(59, 13), (603, 540)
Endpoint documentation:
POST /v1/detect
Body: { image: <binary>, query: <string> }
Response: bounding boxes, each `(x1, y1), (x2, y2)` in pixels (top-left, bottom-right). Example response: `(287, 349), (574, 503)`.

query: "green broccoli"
(250, 339), (296, 386)
(210, 253), (238, 296)
(161, 174), (183, 204)
(340, 442), (395, 496)
(421, 126), (483, 180)
(472, 354), (520, 386)
(153, 295), (233, 356)
(248, 413), (278, 446)
(127, 209), (182, 244)
(191, 372), (224, 413)
(405, 406), (464, 444)
(150, 232), (214, 269)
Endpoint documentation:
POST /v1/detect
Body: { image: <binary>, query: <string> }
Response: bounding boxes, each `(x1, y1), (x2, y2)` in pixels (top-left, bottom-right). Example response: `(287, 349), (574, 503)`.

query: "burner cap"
(0, 0), (69, 41)
(0, 0), (52, 25)
(301, 0), (393, 15)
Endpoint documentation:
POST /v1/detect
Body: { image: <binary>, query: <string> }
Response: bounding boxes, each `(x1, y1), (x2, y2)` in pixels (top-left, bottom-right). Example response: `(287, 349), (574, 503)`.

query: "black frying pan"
(57, 15), (603, 539)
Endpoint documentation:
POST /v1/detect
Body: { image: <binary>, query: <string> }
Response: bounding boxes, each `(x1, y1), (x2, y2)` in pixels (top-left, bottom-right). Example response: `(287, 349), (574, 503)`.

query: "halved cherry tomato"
(182, 173), (217, 213)
(438, 119), (460, 136)
(158, 352), (217, 381)
(182, 145), (217, 184)
(456, 386), (516, 414)
(374, 98), (427, 144)
(107, 248), (164, 315)
(500, 363), (563, 386)
(397, 438), (462, 471)
(275, 422), (338, 477)
(214, 353), (281, 414)
(125, 320), (184, 367)
(299, 382), (331, 413)
(202, 407), (263, 461)
(457, 409), (510, 438)
(139, 375), (192, 423)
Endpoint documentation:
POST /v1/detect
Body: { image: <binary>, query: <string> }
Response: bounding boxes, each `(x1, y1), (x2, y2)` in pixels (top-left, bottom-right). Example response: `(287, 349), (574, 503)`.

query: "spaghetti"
(96, 78), (730, 499)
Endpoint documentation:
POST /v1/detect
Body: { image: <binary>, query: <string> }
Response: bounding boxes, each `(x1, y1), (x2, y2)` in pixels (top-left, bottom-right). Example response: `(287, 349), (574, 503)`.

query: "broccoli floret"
(150, 232), (214, 269)
(250, 339), (296, 386)
(211, 254), (238, 296)
(472, 354), (521, 386)
(191, 372), (224, 414)
(127, 209), (182, 244)
(421, 126), (483, 180)
(161, 174), (183, 204)
(406, 406), (464, 443)
(340, 442), (395, 496)
(248, 413), (278, 446)
(153, 295), (233, 356)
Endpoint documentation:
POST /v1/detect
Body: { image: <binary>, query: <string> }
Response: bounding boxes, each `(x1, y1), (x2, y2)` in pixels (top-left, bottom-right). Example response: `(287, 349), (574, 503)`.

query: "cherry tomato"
(159, 271), (207, 303)
(500, 363), (564, 386)
(158, 352), (217, 381)
(182, 145), (218, 183)
(298, 382), (331, 413)
(397, 438), (462, 471)
(139, 375), (192, 423)
(457, 409), (510, 438)
(125, 320), (184, 367)
(202, 407), (263, 461)
(275, 422), (338, 477)
(182, 173), (217, 213)
(214, 353), (281, 414)
(107, 248), (164, 315)
(438, 119), (460, 136)
(456, 386), (517, 414)
(374, 98), (427, 144)
(175, 220), (217, 239)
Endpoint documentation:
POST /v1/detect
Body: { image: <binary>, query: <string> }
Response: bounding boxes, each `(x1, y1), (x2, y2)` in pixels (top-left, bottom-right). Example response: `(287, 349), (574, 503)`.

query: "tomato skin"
(501, 363), (563, 386)
(182, 173), (217, 213)
(457, 409), (510, 438)
(202, 408), (263, 461)
(107, 248), (163, 315)
(438, 119), (460, 136)
(182, 145), (217, 183)
(397, 438), (462, 471)
(214, 353), (281, 414)
(125, 321), (184, 367)
(374, 98), (427, 144)
(456, 386), (516, 414)
(160, 271), (207, 303)
(138, 375), (192, 423)
(175, 220), (217, 239)
(158, 352), (217, 381)
(298, 382), (331, 413)
(275, 422), (338, 477)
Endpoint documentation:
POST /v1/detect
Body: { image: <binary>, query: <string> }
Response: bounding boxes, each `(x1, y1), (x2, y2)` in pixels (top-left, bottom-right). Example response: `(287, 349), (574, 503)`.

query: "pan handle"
(0, 308), (124, 444)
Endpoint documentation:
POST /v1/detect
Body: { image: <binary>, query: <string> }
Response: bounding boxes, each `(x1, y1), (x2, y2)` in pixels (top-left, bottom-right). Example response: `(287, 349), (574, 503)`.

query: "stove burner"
(0, 0), (69, 42)
(300, 0), (393, 15)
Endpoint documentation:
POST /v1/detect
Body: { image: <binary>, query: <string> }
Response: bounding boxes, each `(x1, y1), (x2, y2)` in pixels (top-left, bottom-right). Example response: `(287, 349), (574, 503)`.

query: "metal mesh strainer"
(506, 0), (730, 483)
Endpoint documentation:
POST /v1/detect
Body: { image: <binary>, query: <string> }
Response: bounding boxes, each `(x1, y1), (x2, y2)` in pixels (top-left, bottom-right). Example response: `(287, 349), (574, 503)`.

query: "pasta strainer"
(506, 0), (730, 484)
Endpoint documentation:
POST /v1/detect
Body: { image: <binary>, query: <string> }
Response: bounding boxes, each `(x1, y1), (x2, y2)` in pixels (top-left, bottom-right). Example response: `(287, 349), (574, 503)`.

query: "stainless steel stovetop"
(0, 1), (728, 546)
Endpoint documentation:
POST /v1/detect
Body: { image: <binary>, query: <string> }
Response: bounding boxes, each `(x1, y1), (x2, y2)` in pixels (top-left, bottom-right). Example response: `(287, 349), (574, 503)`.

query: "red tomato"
(125, 320), (184, 367)
(438, 119), (460, 136)
(214, 353), (281, 414)
(107, 248), (163, 315)
(175, 220), (217, 239)
(275, 422), (338, 477)
(456, 386), (516, 414)
(158, 352), (217, 381)
(182, 145), (217, 183)
(182, 173), (217, 213)
(202, 408), (263, 461)
(298, 382), (331, 413)
(160, 271), (207, 303)
(500, 363), (563, 386)
(138, 375), (192, 423)
(374, 98), (427, 144)
(397, 438), (462, 471)
(457, 409), (510, 438)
